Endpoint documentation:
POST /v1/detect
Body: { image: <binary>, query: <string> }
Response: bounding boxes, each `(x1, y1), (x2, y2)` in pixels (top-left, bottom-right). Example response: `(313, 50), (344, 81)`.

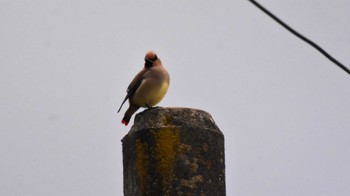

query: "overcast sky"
(1, 0), (350, 195)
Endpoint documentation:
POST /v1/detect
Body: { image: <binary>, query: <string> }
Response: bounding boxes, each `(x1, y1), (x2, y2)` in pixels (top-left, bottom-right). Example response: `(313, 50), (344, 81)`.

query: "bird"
(118, 51), (170, 126)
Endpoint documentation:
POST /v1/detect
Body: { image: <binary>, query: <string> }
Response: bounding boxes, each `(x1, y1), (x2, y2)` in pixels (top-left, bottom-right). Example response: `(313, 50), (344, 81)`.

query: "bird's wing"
(117, 95), (129, 113)
(117, 69), (147, 113)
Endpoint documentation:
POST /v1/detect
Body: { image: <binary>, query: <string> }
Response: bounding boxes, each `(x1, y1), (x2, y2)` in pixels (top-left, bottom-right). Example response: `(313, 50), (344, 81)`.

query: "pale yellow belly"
(133, 81), (169, 108)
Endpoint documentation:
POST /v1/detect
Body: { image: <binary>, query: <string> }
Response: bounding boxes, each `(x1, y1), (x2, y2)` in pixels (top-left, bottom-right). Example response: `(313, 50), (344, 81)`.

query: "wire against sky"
(248, 0), (350, 75)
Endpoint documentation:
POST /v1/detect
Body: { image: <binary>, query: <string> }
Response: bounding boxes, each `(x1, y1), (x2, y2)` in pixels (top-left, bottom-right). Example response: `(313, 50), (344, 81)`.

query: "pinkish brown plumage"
(118, 51), (170, 126)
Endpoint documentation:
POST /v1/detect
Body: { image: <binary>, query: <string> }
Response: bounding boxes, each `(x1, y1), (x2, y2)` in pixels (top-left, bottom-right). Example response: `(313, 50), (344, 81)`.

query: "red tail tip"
(121, 119), (128, 126)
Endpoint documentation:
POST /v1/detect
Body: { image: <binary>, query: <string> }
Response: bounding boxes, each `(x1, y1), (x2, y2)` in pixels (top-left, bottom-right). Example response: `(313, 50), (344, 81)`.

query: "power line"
(248, 0), (350, 75)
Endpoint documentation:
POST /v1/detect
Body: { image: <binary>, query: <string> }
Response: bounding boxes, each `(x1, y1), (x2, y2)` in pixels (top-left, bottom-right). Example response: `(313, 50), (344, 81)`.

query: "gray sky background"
(1, 0), (350, 195)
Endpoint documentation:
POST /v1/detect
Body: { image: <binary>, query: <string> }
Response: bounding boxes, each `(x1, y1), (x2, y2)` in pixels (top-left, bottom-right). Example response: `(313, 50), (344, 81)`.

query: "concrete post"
(122, 107), (225, 196)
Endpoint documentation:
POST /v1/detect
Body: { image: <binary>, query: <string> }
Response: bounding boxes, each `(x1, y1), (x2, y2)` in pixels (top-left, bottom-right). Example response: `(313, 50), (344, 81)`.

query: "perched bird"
(118, 51), (170, 126)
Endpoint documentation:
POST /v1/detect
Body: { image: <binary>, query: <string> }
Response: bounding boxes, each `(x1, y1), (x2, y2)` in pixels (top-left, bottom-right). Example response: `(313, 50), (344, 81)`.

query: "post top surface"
(127, 107), (221, 134)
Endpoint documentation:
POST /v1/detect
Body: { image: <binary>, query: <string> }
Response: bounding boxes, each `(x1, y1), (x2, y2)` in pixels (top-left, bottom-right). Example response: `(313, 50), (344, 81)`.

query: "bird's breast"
(132, 78), (169, 108)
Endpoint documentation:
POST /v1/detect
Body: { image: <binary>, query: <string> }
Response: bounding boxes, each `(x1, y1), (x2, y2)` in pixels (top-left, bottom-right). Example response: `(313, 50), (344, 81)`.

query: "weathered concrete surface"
(122, 107), (225, 196)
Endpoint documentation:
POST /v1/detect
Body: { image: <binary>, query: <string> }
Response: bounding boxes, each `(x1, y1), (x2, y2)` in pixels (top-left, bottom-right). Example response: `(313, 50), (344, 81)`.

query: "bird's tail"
(121, 104), (140, 126)
(121, 116), (130, 126)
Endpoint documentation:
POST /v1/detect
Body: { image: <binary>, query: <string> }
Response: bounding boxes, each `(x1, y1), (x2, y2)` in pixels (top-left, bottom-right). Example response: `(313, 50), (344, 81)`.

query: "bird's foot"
(145, 103), (151, 109)
(144, 104), (161, 110)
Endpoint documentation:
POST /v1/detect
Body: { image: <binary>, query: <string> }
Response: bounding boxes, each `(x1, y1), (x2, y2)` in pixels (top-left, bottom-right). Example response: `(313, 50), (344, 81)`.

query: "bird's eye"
(152, 55), (158, 61)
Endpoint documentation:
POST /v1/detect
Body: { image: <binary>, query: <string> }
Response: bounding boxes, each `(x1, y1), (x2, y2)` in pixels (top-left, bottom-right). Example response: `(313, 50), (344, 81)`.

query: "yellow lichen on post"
(122, 108), (226, 196)
(135, 138), (147, 193)
(151, 127), (179, 192)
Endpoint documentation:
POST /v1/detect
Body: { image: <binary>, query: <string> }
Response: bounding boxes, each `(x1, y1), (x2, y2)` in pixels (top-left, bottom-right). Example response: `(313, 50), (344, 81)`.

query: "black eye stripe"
(145, 54), (158, 63)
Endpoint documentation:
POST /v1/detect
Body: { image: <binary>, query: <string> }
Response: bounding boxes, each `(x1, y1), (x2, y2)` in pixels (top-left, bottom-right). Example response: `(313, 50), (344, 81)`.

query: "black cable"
(248, 0), (350, 75)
